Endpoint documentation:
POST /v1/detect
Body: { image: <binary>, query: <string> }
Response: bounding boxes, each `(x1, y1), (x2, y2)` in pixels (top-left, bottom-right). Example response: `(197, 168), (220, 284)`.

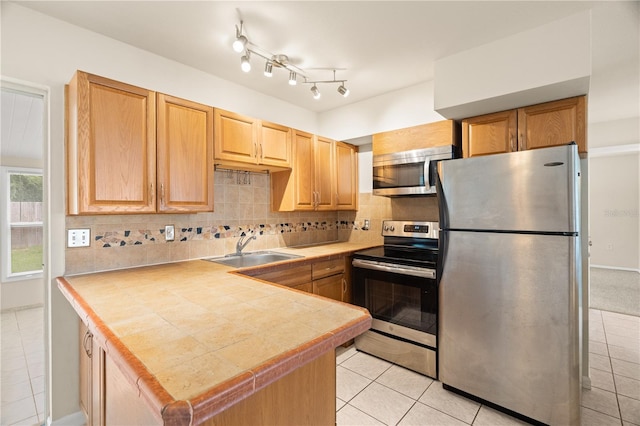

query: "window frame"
(1, 166), (44, 282)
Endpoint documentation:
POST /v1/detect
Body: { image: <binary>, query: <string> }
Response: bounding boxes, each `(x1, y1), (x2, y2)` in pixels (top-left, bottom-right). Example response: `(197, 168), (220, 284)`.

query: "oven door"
(352, 259), (437, 348)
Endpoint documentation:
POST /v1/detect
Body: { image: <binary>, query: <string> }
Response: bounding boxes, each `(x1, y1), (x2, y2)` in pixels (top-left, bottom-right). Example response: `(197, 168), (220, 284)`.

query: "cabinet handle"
(83, 330), (93, 358)
(149, 183), (154, 202)
(342, 278), (346, 294)
(259, 143), (263, 160)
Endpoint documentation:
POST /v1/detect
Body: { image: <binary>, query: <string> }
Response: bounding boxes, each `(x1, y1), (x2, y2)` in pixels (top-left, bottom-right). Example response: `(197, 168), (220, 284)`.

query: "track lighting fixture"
(264, 61), (273, 77)
(233, 21), (248, 53)
(240, 53), (251, 73)
(311, 85), (321, 99)
(231, 20), (351, 100)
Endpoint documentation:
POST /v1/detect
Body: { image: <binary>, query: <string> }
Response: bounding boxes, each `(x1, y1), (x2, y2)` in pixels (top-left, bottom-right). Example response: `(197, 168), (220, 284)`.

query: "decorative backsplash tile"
(92, 221), (351, 248)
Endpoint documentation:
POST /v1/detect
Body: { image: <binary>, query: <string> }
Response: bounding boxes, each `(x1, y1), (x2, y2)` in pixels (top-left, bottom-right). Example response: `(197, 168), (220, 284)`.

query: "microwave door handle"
(424, 159), (431, 188)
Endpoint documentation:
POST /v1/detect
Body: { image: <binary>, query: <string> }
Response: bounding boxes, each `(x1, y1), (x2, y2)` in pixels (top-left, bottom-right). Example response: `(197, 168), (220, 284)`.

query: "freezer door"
(437, 144), (580, 233)
(439, 230), (581, 425)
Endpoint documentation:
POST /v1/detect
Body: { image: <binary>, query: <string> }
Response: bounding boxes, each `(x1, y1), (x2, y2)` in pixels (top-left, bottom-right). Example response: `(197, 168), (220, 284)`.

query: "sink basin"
(204, 251), (303, 268)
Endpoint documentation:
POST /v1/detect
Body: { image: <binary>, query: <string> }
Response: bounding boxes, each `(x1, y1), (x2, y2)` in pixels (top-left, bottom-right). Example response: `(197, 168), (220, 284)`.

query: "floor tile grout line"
(602, 314), (627, 422)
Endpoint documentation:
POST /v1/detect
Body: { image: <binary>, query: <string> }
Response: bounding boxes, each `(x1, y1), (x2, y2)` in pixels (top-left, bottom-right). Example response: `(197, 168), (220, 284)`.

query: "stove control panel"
(381, 220), (439, 239)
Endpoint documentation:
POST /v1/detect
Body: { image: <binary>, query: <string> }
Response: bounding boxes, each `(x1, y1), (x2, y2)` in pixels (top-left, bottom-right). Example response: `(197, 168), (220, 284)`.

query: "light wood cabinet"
(67, 71), (214, 214)
(462, 96), (587, 158)
(372, 120), (459, 156)
(66, 71), (157, 214)
(272, 133), (358, 212)
(157, 94), (214, 212)
(79, 320), (105, 426)
(335, 142), (358, 210)
(314, 136), (336, 211)
(245, 263), (313, 293)
(517, 96), (587, 153)
(462, 110), (517, 157)
(312, 257), (347, 302)
(214, 109), (291, 171)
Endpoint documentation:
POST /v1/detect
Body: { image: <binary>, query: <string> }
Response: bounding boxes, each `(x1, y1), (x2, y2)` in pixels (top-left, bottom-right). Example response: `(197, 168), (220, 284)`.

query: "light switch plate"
(165, 225), (175, 241)
(67, 229), (91, 248)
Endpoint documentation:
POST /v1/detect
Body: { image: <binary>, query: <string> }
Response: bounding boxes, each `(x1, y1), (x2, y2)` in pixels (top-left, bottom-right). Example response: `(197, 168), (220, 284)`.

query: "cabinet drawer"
(251, 264), (312, 288)
(312, 258), (345, 280)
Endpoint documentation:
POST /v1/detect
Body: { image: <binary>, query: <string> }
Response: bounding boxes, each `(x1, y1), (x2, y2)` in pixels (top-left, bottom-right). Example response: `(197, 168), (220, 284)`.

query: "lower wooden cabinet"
(243, 256), (350, 303)
(79, 320), (105, 426)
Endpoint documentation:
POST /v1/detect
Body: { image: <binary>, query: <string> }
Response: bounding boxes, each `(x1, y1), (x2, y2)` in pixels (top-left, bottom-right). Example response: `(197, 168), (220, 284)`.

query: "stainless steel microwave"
(372, 145), (457, 196)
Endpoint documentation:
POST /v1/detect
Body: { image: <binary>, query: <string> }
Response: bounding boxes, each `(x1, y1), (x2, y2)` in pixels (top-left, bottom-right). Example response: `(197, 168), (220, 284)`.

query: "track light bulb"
(289, 71), (297, 86)
(233, 35), (248, 53)
(264, 61), (273, 77)
(337, 84), (350, 97)
(241, 55), (251, 72)
(311, 85), (321, 99)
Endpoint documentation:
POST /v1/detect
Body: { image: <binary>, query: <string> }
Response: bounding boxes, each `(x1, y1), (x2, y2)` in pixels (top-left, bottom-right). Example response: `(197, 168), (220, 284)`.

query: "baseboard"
(582, 375), (592, 390)
(591, 265), (640, 273)
(48, 411), (84, 426)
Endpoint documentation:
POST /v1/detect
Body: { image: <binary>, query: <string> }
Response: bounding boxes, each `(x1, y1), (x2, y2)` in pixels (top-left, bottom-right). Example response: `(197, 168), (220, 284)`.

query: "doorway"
(1, 81), (49, 425)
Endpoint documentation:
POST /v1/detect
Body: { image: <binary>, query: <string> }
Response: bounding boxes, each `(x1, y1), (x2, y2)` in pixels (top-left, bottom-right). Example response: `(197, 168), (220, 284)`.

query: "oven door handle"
(352, 259), (436, 279)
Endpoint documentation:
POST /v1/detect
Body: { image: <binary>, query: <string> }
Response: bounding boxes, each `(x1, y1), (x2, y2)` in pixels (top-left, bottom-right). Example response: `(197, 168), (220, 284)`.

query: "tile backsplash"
(65, 171), (438, 275)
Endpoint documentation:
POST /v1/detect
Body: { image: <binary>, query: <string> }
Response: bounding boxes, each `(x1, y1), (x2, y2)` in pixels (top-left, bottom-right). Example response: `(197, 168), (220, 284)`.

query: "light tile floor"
(1, 306), (45, 426)
(336, 308), (640, 426)
(1, 307), (638, 425)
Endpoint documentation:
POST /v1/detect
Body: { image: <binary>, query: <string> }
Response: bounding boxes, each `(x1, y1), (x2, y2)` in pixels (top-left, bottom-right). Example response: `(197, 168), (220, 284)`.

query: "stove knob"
(383, 225), (389, 231)
(389, 225), (395, 232)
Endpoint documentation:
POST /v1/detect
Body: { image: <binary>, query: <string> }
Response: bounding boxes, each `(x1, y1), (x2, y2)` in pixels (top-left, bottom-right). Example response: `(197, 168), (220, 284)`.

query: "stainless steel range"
(351, 220), (439, 378)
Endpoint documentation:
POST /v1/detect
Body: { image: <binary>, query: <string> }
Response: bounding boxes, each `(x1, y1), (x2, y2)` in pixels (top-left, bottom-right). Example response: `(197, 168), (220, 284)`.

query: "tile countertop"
(57, 242), (375, 424)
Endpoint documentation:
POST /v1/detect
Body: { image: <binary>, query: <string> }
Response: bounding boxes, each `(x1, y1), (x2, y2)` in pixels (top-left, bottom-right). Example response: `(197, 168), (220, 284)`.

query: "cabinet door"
(292, 130), (316, 210)
(314, 136), (336, 210)
(67, 71), (156, 214)
(157, 94), (214, 212)
(259, 121), (291, 168)
(313, 273), (345, 302)
(462, 110), (517, 158)
(214, 109), (258, 164)
(518, 96), (586, 154)
(79, 322), (91, 422)
(335, 142), (358, 210)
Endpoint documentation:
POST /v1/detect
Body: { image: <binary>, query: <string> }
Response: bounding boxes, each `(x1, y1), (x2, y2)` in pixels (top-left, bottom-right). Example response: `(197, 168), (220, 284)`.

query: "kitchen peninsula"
(57, 243), (373, 425)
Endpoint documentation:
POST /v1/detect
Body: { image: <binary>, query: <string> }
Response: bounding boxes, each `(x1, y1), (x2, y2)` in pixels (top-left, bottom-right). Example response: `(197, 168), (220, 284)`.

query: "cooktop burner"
(353, 220), (439, 269)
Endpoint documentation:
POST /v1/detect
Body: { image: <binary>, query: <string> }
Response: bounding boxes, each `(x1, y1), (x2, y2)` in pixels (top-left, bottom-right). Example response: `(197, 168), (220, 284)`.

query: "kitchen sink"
(204, 251), (303, 268)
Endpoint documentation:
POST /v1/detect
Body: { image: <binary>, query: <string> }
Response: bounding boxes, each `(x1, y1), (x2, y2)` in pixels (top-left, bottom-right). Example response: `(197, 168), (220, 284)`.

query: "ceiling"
(15, 1), (596, 113)
(1, 88), (44, 161)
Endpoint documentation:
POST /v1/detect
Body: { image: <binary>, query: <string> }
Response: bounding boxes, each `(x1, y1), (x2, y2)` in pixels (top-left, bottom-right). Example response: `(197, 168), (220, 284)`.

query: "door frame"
(1, 76), (51, 424)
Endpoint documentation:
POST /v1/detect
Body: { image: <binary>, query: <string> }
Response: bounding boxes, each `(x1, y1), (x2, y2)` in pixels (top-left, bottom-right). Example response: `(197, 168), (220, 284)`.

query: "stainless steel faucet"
(235, 234), (256, 255)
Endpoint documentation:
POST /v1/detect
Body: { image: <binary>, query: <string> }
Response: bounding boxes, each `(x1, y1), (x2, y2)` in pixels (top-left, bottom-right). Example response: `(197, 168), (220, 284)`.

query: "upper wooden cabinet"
(66, 71), (214, 214)
(214, 109), (291, 171)
(462, 110), (518, 157)
(372, 120), (460, 156)
(67, 71), (157, 214)
(271, 133), (357, 212)
(517, 96), (586, 153)
(314, 136), (336, 211)
(335, 142), (358, 210)
(462, 96), (587, 158)
(156, 94), (214, 213)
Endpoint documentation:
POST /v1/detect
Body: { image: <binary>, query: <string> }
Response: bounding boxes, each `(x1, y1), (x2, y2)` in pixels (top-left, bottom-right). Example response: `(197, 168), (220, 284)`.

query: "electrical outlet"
(363, 219), (370, 230)
(165, 225), (175, 241)
(67, 229), (91, 248)
(606, 243), (613, 250)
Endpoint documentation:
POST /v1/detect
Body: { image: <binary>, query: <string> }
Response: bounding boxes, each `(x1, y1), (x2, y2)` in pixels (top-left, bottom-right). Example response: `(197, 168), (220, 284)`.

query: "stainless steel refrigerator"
(436, 144), (582, 425)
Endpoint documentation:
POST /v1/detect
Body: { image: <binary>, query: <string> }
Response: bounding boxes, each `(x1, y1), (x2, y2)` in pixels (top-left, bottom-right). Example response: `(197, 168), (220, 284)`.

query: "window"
(1, 167), (43, 281)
